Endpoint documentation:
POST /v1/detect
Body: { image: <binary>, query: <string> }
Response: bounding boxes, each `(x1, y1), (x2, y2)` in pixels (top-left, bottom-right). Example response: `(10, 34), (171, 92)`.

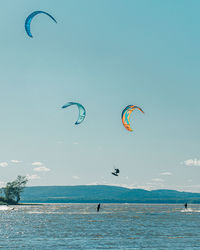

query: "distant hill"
(20, 185), (200, 203)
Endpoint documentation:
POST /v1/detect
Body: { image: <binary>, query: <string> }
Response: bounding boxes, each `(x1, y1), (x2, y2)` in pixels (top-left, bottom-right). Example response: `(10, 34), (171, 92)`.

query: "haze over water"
(1, 204), (200, 249)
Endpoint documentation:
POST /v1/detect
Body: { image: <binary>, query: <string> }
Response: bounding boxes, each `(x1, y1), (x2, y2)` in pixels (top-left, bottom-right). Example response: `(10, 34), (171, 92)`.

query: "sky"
(0, 0), (200, 191)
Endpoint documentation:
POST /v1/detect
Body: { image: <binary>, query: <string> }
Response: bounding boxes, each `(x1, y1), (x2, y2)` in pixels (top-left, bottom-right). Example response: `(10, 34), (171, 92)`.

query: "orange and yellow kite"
(121, 105), (144, 132)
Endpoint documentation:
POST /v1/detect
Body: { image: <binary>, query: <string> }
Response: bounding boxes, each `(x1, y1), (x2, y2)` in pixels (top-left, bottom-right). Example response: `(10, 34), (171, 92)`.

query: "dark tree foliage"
(3, 175), (28, 204)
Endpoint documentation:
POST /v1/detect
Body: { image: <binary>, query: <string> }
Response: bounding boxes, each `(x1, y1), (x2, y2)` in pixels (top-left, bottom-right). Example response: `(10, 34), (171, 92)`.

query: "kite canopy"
(25, 11), (57, 38)
(62, 102), (86, 125)
(121, 105), (144, 132)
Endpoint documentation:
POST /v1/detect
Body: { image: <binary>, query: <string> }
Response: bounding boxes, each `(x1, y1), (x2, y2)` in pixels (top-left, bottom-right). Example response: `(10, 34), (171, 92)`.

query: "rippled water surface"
(0, 204), (200, 249)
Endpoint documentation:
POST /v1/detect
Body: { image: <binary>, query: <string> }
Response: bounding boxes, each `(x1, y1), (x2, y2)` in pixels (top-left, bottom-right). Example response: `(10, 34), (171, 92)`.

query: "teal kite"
(25, 11), (57, 38)
(62, 102), (86, 125)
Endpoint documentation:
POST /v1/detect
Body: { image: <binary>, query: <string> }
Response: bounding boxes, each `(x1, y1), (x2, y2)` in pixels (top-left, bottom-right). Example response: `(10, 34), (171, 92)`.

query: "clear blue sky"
(0, 0), (200, 191)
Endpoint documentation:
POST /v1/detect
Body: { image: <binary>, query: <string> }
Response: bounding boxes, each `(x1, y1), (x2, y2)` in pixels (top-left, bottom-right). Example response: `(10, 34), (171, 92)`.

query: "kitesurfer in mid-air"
(112, 168), (120, 176)
(184, 202), (188, 209)
(97, 203), (101, 212)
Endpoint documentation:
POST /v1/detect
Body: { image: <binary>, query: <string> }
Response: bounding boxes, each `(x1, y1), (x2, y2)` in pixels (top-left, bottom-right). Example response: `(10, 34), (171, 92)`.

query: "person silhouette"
(97, 203), (101, 212)
(111, 168), (120, 176)
(184, 202), (188, 209)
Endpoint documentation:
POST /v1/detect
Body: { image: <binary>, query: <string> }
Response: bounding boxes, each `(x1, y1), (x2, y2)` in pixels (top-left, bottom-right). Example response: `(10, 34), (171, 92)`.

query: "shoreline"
(19, 201), (200, 205)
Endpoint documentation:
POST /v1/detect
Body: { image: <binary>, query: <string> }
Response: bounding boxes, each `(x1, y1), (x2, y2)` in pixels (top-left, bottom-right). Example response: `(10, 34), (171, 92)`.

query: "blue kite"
(62, 102), (86, 125)
(25, 11), (57, 38)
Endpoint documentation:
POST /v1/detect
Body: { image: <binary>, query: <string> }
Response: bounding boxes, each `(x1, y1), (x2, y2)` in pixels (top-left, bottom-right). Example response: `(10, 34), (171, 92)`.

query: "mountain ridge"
(21, 185), (200, 203)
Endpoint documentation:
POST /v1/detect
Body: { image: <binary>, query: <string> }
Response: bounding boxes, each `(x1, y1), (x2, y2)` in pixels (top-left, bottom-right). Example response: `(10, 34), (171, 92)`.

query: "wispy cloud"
(33, 166), (50, 172)
(85, 182), (168, 191)
(169, 184), (200, 192)
(32, 162), (44, 166)
(26, 174), (40, 180)
(151, 178), (164, 182)
(57, 141), (64, 144)
(72, 175), (80, 180)
(183, 159), (200, 167)
(86, 182), (101, 186)
(85, 182), (156, 191)
(0, 162), (8, 168)
(73, 142), (79, 145)
(10, 160), (22, 163)
(160, 172), (172, 176)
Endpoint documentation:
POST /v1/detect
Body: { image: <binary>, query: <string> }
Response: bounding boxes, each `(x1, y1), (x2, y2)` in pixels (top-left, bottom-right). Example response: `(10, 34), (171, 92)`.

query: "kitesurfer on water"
(97, 203), (101, 212)
(184, 202), (188, 209)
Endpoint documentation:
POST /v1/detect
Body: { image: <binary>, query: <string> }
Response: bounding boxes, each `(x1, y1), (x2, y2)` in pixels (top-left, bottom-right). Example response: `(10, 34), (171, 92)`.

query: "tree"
(3, 175), (28, 204)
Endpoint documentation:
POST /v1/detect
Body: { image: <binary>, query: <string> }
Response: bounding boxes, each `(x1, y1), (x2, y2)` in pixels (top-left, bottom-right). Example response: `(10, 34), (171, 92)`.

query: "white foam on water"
(180, 208), (200, 213)
(27, 211), (65, 214)
(0, 205), (14, 211)
(65, 211), (112, 215)
(26, 211), (112, 215)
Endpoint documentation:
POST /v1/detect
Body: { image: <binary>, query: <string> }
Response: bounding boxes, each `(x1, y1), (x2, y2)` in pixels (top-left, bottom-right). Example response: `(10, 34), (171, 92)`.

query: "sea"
(0, 203), (199, 249)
